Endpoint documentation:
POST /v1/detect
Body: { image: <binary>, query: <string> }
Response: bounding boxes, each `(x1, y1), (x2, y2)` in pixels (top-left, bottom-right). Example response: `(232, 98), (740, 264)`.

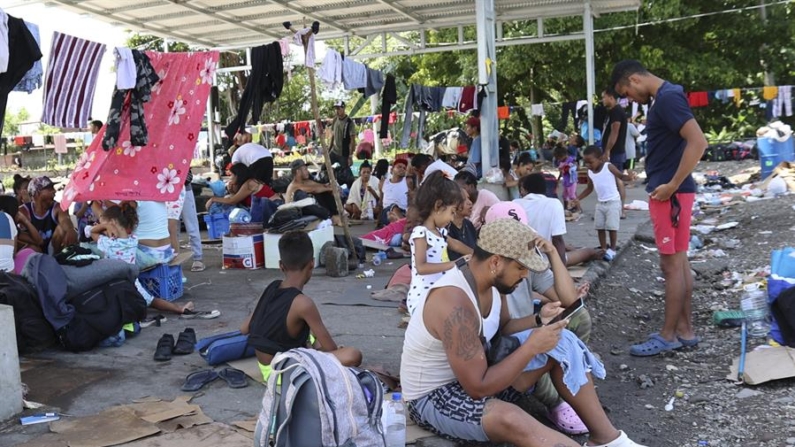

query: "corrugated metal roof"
(45, 0), (639, 48)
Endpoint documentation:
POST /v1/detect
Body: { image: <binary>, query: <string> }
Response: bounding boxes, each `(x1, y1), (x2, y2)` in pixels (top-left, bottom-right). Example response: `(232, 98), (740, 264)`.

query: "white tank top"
(382, 177), (408, 210)
(587, 162), (621, 202)
(401, 267), (500, 401)
(134, 201), (170, 240)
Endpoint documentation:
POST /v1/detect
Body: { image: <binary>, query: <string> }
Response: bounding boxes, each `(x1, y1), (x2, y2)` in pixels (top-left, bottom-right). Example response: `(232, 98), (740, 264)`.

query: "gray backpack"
(257, 348), (386, 447)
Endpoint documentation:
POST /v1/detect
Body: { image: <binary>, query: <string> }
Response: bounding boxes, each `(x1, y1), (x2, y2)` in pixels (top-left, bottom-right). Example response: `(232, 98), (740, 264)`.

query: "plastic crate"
(139, 264), (184, 302)
(204, 213), (230, 239)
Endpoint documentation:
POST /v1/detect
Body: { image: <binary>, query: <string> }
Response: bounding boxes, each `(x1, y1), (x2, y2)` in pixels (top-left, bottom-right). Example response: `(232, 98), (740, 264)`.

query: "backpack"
(772, 286), (795, 347)
(257, 348), (385, 447)
(0, 271), (57, 354)
(58, 279), (147, 352)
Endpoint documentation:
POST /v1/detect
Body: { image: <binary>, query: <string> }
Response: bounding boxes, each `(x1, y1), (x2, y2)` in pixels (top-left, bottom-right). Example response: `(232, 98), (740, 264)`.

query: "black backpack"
(772, 286), (795, 347)
(0, 271), (57, 354)
(58, 279), (147, 352)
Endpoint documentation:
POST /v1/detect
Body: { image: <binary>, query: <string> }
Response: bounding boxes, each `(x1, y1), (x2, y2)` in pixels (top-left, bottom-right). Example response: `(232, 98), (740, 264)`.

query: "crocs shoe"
(547, 401), (588, 435)
(629, 334), (682, 357)
(583, 430), (647, 447)
(603, 248), (616, 262)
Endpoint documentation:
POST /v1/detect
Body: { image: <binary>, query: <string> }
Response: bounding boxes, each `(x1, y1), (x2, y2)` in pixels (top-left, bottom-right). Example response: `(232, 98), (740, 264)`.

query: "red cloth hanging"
(497, 106), (510, 120)
(687, 91), (709, 107)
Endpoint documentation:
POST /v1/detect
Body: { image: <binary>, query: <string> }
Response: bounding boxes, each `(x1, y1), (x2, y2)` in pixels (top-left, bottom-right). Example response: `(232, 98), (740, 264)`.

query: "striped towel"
(41, 32), (105, 128)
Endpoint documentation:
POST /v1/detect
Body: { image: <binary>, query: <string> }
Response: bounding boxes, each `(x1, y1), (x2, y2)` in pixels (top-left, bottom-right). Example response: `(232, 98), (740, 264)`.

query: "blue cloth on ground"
(512, 328), (606, 396)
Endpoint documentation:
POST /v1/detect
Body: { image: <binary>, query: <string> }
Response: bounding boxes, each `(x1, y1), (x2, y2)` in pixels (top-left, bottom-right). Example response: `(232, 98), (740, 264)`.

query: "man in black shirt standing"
(601, 89), (628, 217)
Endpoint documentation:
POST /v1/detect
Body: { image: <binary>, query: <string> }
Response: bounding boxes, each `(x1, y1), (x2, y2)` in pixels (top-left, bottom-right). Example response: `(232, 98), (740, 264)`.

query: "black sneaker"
(311, 21), (320, 35)
(154, 334), (175, 361)
(282, 21), (292, 30)
(172, 328), (197, 356)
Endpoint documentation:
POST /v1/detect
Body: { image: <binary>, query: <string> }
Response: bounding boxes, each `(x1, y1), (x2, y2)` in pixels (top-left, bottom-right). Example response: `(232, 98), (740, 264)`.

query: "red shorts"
(649, 192), (695, 255)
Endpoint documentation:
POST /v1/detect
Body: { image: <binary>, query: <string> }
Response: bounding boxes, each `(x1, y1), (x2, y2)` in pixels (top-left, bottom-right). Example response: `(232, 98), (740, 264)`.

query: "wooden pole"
(296, 29), (361, 265)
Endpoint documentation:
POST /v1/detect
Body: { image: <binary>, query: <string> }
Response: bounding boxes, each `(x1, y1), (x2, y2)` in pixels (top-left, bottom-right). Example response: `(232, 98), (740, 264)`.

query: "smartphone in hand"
(545, 298), (585, 325)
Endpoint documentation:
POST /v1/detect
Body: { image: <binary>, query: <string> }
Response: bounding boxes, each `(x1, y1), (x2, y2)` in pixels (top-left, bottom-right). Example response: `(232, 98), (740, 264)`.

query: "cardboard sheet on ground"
(60, 51), (219, 210)
(728, 346), (795, 385)
(49, 406), (160, 447)
(122, 423), (252, 447)
(227, 357), (265, 384)
(360, 238), (407, 254)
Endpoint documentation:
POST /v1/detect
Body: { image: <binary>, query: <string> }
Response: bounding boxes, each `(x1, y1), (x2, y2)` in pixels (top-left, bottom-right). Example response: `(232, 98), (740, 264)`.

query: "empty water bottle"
(229, 208), (251, 223)
(740, 283), (770, 338)
(382, 392), (406, 447)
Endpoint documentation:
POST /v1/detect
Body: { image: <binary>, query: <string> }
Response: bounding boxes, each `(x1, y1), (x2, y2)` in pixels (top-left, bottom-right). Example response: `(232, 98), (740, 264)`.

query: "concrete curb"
(579, 218), (652, 292)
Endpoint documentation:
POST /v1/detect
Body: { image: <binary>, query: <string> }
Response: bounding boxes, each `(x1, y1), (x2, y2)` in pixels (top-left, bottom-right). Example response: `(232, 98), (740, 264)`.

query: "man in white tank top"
(378, 159), (409, 227)
(400, 219), (647, 447)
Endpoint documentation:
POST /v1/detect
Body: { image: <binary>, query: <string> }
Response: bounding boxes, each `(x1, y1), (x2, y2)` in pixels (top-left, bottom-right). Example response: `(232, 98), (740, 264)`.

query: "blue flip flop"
(218, 367), (248, 389)
(629, 334), (683, 357)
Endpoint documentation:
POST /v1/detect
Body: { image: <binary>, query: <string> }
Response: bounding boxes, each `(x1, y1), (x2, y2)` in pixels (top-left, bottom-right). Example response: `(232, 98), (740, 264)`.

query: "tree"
(3, 108), (30, 136)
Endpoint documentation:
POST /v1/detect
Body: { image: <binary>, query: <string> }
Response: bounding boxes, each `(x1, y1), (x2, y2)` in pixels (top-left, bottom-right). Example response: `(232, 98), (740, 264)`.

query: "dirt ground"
(587, 188), (795, 447)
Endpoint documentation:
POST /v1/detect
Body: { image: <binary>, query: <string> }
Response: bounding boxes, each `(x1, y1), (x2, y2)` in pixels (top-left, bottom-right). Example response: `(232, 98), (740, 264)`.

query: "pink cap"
(484, 201), (527, 225)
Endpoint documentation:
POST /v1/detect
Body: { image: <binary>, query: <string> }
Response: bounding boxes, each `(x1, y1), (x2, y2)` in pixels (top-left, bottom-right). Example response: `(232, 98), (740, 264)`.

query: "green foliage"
(3, 108), (30, 135)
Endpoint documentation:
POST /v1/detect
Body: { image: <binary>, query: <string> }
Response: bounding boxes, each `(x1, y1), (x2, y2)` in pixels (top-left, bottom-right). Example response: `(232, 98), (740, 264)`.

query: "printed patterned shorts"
(165, 189), (187, 220)
(407, 382), (524, 443)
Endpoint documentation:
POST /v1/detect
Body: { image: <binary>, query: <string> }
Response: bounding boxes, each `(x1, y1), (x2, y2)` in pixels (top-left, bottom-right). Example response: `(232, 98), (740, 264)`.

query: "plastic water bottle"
(740, 284), (770, 338)
(382, 392), (406, 447)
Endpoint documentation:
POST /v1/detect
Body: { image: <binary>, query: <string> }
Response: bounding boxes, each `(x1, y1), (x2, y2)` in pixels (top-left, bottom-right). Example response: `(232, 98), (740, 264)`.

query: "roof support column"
(476, 0), (498, 175)
(584, 2), (596, 144)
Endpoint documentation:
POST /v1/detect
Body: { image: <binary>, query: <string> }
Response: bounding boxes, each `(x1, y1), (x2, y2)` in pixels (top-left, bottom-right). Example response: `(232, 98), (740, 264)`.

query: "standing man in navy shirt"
(610, 60), (707, 357)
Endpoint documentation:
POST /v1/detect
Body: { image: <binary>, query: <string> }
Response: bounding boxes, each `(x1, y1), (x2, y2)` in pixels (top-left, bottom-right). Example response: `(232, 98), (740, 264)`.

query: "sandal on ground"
(547, 401), (589, 435)
(172, 328), (196, 355)
(153, 334), (175, 361)
(629, 333), (682, 357)
(181, 369), (219, 392)
(583, 430), (647, 447)
(180, 309), (221, 320)
(140, 314), (167, 328)
(218, 367), (248, 389)
(677, 335), (701, 347)
(191, 261), (206, 272)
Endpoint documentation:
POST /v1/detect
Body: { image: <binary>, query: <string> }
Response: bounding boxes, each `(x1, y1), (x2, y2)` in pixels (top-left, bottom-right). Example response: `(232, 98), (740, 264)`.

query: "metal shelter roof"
(41, 0), (640, 49)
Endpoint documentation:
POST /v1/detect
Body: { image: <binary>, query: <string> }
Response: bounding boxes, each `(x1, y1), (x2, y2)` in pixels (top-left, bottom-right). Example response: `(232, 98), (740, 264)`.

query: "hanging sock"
(762, 86), (778, 101)
(41, 32), (106, 128)
(531, 103), (545, 116)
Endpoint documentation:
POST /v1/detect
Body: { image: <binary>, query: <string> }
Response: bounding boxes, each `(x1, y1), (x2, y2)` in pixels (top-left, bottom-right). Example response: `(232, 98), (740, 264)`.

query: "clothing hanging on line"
(12, 20), (42, 93)
(380, 74), (396, 139)
(762, 86), (778, 101)
(531, 103), (545, 116)
(318, 48), (342, 90)
(363, 67), (384, 98)
(0, 9), (8, 74)
(41, 32), (106, 129)
(225, 42), (283, 140)
(102, 50), (159, 150)
(293, 27), (315, 68)
(114, 47), (135, 89)
(772, 85), (792, 118)
(442, 87), (463, 110)
(0, 15), (41, 137)
(342, 57), (367, 90)
(458, 85), (477, 113)
(401, 85), (445, 148)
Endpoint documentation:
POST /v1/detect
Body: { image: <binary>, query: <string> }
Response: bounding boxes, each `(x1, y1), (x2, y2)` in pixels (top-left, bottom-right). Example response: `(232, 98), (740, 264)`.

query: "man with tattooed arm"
(400, 218), (646, 447)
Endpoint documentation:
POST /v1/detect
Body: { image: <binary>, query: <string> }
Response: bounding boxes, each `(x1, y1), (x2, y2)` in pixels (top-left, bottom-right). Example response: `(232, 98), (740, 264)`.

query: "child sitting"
(554, 145), (580, 212)
(572, 146), (636, 261)
(406, 171), (468, 316)
(88, 203), (193, 315)
(241, 231), (362, 381)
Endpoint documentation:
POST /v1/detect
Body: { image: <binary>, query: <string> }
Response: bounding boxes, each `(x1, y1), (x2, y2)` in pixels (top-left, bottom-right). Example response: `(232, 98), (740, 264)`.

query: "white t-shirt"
(0, 212), (18, 272)
(382, 177), (409, 210)
(407, 226), (449, 315)
(514, 193), (567, 241)
(135, 201), (170, 240)
(232, 143), (272, 166)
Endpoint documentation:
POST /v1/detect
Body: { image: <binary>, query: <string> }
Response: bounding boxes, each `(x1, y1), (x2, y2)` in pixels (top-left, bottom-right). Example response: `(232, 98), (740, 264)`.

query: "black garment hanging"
(0, 16), (42, 138)
(102, 50), (159, 150)
(379, 74), (396, 138)
(225, 42), (284, 140)
(560, 101), (577, 131)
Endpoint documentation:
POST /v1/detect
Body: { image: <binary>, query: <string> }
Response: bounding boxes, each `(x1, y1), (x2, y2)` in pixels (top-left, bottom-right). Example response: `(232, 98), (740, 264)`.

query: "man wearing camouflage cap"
(18, 176), (76, 254)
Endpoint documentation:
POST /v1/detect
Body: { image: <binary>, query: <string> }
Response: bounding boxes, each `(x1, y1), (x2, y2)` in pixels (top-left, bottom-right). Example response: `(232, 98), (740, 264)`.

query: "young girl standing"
(89, 203), (193, 315)
(406, 171), (468, 316)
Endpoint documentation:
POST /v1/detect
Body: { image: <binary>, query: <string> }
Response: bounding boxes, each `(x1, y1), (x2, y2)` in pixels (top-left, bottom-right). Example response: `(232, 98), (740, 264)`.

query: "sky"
(3, 1), (130, 123)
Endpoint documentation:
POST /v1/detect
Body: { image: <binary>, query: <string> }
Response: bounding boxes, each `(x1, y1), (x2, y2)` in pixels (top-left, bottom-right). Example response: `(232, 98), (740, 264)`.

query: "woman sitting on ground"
(206, 163), (280, 223)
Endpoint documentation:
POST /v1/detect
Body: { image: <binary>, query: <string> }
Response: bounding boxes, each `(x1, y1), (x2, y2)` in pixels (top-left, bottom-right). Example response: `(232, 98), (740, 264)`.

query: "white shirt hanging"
(114, 47), (135, 89)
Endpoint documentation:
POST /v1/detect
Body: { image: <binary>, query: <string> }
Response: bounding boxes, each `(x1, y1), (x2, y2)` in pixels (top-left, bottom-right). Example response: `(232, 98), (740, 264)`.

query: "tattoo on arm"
(442, 305), (482, 361)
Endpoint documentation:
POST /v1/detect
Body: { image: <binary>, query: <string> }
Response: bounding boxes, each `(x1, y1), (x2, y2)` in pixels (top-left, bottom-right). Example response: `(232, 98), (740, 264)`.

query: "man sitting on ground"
(378, 159), (409, 228)
(285, 159), (342, 226)
(344, 160), (380, 220)
(241, 231), (362, 381)
(401, 218), (645, 447)
(17, 176), (77, 254)
(485, 202), (593, 435)
(516, 173), (604, 266)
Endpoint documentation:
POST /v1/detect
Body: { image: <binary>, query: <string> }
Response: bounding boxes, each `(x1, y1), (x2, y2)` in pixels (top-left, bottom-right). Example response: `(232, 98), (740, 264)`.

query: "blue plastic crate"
(204, 213), (230, 239)
(139, 264), (184, 302)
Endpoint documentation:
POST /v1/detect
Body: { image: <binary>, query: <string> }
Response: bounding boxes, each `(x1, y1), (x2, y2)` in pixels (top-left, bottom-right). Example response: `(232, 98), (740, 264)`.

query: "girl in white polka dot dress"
(406, 171), (472, 316)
